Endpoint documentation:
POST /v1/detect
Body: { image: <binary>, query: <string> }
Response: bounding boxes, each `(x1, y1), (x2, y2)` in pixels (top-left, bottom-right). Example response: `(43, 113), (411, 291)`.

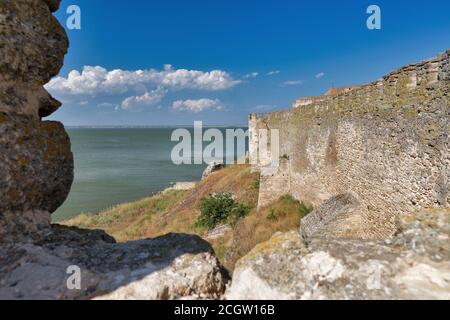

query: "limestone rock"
(0, 229), (229, 300)
(205, 224), (232, 241)
(0, 112), (73, 239)
(202, 161), (225, 180)
(0, 0), (230, 301)
(0, 0), (72, 239)
(300, 193), (365, 240)
(226, 209), (450, 300)
(0, 0), (68, 116)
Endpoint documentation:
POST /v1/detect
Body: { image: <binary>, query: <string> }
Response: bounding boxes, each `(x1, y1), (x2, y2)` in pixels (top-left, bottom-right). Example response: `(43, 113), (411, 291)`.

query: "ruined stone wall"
(250, 50), (449, 239)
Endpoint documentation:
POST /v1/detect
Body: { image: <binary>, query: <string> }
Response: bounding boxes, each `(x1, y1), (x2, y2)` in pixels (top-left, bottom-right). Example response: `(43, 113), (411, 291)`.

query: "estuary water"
(53, 127), (247, 221)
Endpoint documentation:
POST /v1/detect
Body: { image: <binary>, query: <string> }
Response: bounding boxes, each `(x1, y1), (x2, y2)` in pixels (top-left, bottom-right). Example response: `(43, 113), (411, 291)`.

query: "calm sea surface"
(53, 128), (247, 221)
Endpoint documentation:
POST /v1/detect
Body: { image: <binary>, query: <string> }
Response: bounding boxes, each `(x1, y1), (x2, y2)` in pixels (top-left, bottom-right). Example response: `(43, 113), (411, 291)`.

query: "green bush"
(280, 195), (313, 216)
(228, 203), (253, 226)
(196, 193), (251, 229)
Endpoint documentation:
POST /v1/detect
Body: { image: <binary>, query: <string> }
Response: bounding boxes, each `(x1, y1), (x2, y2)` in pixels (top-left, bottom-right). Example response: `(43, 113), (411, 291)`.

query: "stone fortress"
(226, 51), (449, 300)
(0, 0), (448, 300)
(249, 50), (449, 240)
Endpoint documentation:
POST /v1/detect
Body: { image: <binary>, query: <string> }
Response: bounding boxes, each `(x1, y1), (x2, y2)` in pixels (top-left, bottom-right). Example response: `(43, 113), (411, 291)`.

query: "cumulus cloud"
(267, 70), (280, 76)
(282, 80), (304, 86)
(172, 98), (223, 113)
(121, 88), (166, 110)
(243, 72), (259, 79)
(315, 72), (325, 79)
(45, 65), (240, 97)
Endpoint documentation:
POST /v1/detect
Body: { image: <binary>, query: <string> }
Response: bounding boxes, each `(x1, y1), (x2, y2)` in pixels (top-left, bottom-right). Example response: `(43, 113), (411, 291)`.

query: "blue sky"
(47, 0), (450, 126)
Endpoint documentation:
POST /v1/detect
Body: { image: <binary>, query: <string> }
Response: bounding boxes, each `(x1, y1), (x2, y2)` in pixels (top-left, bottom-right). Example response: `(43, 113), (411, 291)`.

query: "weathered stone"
(226, 209), (450, 300)
(202, 161), (225, 180)
(0, 112), (74, 215)
(43, 0), (61, 12)
(0, 112), (73, 241)
(38, 87), (63, 118)
(0, 0), (231, 301)
(0, 0), (68, 116)
(0, 230), (229, 300)
(205, 224), (232, 241)
(0, 0), (72, 239)
(300, 193), (364, 240)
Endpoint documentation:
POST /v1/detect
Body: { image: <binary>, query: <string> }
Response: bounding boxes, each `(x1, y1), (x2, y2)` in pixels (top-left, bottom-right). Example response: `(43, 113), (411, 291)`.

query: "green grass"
(63, 165), (312, 271)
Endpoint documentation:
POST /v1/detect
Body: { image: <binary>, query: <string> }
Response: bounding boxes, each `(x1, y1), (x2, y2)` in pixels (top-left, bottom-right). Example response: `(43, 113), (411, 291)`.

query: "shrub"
(196, 193), (251, 229)
(228, 203), (253, 226)
(266, 195), (313, 221)
(298, 201), (313, 218)
(266, 208), (278, 221)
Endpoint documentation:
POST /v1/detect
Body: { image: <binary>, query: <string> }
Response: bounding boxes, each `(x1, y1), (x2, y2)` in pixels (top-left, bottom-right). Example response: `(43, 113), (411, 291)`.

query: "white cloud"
(172, 98), (223, 113)
(46, 65), (240, 97)
(315, 72), (325, 79)
(282, 80), (304, 86)
(267, 70), (280, 76)
(121, 87), (166, 110)
(243, 72), (259, 79)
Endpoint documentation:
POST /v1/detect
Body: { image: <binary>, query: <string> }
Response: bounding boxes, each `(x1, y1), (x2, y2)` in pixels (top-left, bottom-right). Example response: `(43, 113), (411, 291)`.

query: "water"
(53, 127), (247, 221)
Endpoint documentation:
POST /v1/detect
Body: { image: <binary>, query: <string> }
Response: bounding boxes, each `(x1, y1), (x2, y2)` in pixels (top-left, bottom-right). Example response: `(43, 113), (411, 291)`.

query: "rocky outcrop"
(300, 193), (364, 240)
(0, 0), (73, 239)
(226, 209), (450, 300)
(0, 112), (73, 240)
(0, 0), (68, 116)
(202, 161), (225, 180)
(0, 0), (229, 300)
(0, 230), (228, 300)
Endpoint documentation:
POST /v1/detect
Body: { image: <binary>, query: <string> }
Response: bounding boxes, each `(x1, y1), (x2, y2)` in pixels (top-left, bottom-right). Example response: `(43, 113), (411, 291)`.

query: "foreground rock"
(0, 1), (228, 300)
(0, 0), (73, 240)
(0, 112), (73, 240)
(227, 210), (450, 300)
(0, 0), (68, 117)
(0, 229), (228, 300)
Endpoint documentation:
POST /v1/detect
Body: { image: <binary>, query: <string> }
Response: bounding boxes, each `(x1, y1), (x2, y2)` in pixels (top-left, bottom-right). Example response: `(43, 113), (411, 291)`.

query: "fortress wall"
(250, 50), (449, 239)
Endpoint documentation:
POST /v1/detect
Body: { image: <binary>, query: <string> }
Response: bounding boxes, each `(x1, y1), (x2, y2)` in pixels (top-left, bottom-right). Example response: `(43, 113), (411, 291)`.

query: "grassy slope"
(63, 164), (310, 271)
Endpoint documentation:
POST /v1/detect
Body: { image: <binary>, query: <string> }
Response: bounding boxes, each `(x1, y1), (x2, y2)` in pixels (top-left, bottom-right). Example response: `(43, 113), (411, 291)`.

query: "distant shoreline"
(65, 125), (249, 129)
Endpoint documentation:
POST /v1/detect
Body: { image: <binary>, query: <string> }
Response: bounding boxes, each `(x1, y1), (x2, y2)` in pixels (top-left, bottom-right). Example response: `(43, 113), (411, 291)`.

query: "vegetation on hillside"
(222, 194), (312, 270)
(196, 193), (252, 229)
(63, 164), (312, 271)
